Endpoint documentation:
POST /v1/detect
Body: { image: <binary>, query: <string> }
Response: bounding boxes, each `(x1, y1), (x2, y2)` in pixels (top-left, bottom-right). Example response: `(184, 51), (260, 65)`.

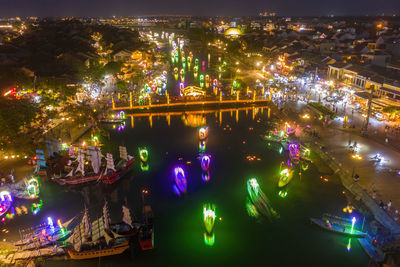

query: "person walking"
(387, 200), (392, 211)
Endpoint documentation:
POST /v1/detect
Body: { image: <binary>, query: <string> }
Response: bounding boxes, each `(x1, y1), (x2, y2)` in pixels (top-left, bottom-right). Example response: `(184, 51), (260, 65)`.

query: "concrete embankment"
(310, 141), (400, 233)
(270, 101), (400, 234)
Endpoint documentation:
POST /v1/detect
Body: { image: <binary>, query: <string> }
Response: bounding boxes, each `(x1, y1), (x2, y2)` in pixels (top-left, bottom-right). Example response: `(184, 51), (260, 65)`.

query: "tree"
(0, 96), (40, 154)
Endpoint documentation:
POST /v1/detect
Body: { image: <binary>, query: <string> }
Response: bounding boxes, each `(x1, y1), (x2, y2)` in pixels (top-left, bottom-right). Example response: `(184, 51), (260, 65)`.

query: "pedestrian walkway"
(278, 98), (400, 229)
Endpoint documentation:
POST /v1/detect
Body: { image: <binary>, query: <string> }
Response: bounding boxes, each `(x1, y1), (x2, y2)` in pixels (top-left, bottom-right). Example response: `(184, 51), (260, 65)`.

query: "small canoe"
(310, 218), (366, 237)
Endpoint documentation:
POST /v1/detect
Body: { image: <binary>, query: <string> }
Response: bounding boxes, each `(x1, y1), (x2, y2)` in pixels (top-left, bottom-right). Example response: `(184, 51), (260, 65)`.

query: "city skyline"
(1, 0), (400, 17)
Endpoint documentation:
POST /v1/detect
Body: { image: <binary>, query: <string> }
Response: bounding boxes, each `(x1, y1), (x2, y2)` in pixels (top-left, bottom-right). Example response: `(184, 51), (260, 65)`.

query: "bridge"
(125, 106), (271, 128)
(112, 91), (271, 111)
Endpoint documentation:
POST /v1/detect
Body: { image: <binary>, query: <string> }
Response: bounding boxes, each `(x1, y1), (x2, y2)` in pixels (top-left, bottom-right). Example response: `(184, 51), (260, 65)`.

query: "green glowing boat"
(278, 168), (293, 187)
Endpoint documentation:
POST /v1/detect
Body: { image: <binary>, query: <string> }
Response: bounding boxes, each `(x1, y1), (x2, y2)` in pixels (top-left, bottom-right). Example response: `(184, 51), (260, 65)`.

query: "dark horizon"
(1, 0), (399, 18)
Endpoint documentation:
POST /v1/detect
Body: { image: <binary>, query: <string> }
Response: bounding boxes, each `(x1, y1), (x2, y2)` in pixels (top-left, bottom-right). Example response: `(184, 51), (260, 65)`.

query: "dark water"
(1, 108), (369, 266)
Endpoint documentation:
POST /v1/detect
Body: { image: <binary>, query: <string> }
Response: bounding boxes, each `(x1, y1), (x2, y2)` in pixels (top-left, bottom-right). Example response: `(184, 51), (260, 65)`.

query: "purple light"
(173, 167), (187, 195)
(201, 155), (211, 171)
(202, 171), (210, 182)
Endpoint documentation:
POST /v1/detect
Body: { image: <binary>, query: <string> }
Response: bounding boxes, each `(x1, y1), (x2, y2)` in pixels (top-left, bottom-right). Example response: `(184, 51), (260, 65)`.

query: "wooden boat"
(310, 218), (366, 237)
(100, 157), (135, 184)
(66, 240), (130, 260)
(54, 146), (134, 186)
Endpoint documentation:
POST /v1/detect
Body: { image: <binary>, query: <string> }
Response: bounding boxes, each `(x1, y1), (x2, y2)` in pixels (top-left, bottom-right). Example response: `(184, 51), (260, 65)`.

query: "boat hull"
(66, 241), (130, 260)
(310, 218), (366, 237)
(56, 173), (101, 185)
(100, 158), (135, 184)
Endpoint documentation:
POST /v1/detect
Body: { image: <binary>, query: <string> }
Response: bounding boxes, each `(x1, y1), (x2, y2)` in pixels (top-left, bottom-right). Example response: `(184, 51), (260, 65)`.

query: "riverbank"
(270, 101), (400, 233)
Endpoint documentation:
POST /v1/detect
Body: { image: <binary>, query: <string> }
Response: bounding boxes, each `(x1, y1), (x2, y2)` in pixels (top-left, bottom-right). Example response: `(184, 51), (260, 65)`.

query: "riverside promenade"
(274, 98), (400, 234)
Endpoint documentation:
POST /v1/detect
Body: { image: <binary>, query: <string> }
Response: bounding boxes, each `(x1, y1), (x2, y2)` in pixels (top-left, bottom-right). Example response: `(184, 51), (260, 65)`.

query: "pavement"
(276, 95), (400, 226)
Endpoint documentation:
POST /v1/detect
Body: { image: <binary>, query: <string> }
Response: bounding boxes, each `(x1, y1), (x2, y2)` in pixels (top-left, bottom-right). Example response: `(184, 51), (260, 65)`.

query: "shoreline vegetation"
(308, 101), (338, 119)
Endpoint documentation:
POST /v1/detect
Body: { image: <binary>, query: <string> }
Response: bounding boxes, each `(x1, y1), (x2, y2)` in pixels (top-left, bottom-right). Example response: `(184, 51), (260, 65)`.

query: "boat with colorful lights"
(0, 191), (13, 217)
(9, 177), (40, 200)
(199, 127), (208, 140)
(278, 168), (293, 187)
(247, 178), (278, 221)
(203, 203), (215, 246)
(310, 214), (366, 237)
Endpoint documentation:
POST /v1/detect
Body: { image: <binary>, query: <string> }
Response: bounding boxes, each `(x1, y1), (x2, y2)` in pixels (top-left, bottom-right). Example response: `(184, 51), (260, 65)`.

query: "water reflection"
(123, 106), (270, 129)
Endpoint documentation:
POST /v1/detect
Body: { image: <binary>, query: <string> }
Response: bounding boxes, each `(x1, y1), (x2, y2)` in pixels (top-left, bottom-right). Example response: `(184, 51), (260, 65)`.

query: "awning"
(354, 91), (378, 100)
(380, 87), (400, 96)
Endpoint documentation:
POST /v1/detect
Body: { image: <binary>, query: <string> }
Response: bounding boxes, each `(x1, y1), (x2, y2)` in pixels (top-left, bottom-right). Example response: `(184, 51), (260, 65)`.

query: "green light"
(347, 238), (351, 252)
(203, 204), (216, 246)
(140, 162), (149, 171)
(247, 178), (260, 203)
(246, 198), (259, 217)
(278, 190), (287, 198)
(350, 217), (356, 234)
(139, 147), (149, 162)
(279, 147), (283, 154)
(204, 233), (215, 246)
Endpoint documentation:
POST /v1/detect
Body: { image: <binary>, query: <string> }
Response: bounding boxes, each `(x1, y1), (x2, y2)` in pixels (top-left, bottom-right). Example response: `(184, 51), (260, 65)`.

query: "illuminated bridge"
(112, 91), (271, 112)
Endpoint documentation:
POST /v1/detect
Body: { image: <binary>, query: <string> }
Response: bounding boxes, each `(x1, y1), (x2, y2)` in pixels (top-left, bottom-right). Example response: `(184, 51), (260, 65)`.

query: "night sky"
(0, 0), (399, 17)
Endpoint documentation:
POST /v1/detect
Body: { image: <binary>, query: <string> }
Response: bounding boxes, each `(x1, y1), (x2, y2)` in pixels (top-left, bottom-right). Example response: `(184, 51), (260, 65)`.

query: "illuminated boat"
(203, 204), (215, 246)
(10, 177), (40, 200)
(55, 146), (134, 185)
(199, 127), (208, 140)
(16, 217), (73, 250)
(201, 154), (211, 171)
(0, 191), (12, 217)
(101, 111), (126, 123)
(173, 167), (187, 196)
(310, 214), (366, 237)
(139, 147), (149, 163)
(66, 203), (130, 260)
(100, 146), (135, 185)
(247, 178), (279, 221)
(278, 168), (293, 187)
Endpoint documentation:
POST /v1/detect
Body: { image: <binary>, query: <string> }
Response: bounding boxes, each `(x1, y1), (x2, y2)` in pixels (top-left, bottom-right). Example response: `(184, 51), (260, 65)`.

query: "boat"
(138, 147), (149, 163)
(172, 167), (187, 196)
(310, 214), (366, 237)
(203, 204), (215, 246)
(53, 147), (103, 185)
(201, 154), (211, 172)
(101, 111), (126, 123)
(111, 205), (140, 237)
(66, 203), (130, 260)
(247, 178), (279, 221)
(0, 191), (13, 217)
(278, 168), (293, 187)
(199, 127), (208, 140)
(99, 146), (135, 184)
(14, 217), (73, 249)
(54, 146), (134, 185)
(10, 177), (40, 200)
